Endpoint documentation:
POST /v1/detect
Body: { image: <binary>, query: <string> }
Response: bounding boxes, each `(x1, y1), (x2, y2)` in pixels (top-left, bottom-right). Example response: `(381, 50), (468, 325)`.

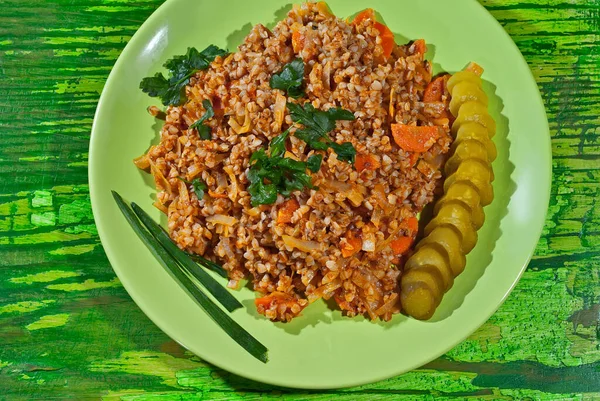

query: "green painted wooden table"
(1, 0), (599, 399)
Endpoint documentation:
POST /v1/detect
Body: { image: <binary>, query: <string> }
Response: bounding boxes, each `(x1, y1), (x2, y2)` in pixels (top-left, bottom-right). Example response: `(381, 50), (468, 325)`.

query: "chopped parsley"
(287, 102), (357, 164)
(189, 99), (214, 140)
(179, 177), (208, 199)
(269, 58), (305, 98)
(140, 45), (228, 106)
(247, 129), (316, 206)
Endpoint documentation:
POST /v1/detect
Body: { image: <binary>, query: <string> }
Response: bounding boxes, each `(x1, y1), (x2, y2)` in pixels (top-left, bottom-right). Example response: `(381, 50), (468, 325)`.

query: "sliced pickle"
(401, 264), (445, 305)
(449, 81), (488, 116)
(444, 139), (490, 177)
(416, 226), (466, 276)
(435, 195), (485, 230)
(453, 122), (497, 162)
(443, 160), (494, 206)
(405, 246), (454, 291)
(425, 202), (477, 253)
(447, 70), (482, 93)
(400, 281), (437, 320)
(451, 101), (496, 137)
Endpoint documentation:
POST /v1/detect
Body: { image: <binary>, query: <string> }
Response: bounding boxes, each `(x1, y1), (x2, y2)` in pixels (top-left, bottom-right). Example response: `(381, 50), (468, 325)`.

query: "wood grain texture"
(0, 0), (599, 399)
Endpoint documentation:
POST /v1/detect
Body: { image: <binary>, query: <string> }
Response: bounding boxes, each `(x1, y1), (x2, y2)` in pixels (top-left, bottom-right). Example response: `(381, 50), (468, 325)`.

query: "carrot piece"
(390, 236), (413, 255)
(374, 21), (395, 59)
(423, 75), (446, 102)
(466, 62), (484, 77)
(406, 216), (419, 234)
(292, 30), (304, 53)
(391, 124), (440, 153)
(277, 198), (300, 224)
(255, 291), (294, 307)
(341, 230), (362, 258)
(208, 190), (229, 199)
(355, 153), (381, 172)
(352, 8), (375, 25)
(352, 9), (395, 59)
(413, 39), (427, 56)
(408, 153), (419, 167)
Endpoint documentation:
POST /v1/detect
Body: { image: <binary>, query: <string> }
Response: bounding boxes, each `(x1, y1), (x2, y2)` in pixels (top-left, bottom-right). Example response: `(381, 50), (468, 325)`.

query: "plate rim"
(89, 0), (552, 389)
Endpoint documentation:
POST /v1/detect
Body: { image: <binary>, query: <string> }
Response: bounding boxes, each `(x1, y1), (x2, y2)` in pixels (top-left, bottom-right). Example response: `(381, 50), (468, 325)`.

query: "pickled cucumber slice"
(416, 226), (466, 276)
(405, 246), (454, 291)
(435, 192), (485, 230)
(452, 101), (496, 137)
(425, 202), (478, 253)
(400, 281), (437, 320)
(449, 81), (488, 116)
(401, 264), (445, 305)
(447, 70), (482, 93)
(444, 160), (494, 206)
(444, 139), (490, 177)
(453, 122), (497, 162)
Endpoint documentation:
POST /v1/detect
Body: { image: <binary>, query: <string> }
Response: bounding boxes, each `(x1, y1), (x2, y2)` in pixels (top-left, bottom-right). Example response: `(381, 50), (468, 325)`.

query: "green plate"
(89, 0), (551, 389)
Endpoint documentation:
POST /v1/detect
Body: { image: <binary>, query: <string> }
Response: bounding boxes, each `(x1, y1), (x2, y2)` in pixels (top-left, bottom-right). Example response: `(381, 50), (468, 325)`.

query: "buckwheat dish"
(134, 1), (497, 323)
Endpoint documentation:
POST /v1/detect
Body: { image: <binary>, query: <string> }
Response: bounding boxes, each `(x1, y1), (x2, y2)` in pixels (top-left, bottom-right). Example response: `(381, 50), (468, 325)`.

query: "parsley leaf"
(307, 154), (323, 172)
(247, 130), (316, 206)
(178, 177), (207, 199)
(270, 58), (305, 98)
(287, 102), (357, 164)
(192, 178), (208, 199)
(269, 128), (289, 158)
(140, 45), (228, 106)
(189, 99), (214, 140)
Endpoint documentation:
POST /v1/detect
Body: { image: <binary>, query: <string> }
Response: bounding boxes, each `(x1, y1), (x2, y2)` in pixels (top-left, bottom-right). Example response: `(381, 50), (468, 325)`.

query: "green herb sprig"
(189, 99), (214, 140)
(247, 129), (320, 206)
(178, 177), (208, 200)
(287, 102), (356, 164)
(140, 45), (228, 106)
(112, 191), (268, 363)
(269, 58), (305, 98)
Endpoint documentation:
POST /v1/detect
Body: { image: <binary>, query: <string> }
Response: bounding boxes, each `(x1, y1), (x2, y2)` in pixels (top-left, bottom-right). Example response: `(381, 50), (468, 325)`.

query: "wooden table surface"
(1, 0), (599, 399)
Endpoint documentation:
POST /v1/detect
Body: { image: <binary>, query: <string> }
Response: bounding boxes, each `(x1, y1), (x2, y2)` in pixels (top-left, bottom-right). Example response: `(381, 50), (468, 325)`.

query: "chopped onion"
(149, 159), (171, 195)
(228, 106), (252, 134)
(178, 179), (190, 206)
(361, 232), (376, 252)
(347, 187), (364, 207)
(133, 153), (150, 170)
(321, 179), (352, 192)
(273, 92), (286, 132)
(282, 235), (320, 253)
(323, 60), (332, 90)
(389, 87), (395, 119)
(224, 165), (238, 202)
(153, 200), (167, 214)
(206, 214), (238, 226)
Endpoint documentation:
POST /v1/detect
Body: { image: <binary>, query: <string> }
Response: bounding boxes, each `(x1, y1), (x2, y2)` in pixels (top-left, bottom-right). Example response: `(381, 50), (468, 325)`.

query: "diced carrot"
(466, 62), (484, 77)
(355, 153), (381, 172)
(277, 198), (300, 224)
(341, 230), (363, 258)
(352, 9), (395, 59)
(255, 291), (294, 307)
(413, 39), (427, 56)
(408, 153), (419, 167)
(292, 30), (304, 53)
(208, 190), (229, 199)
(391, 124), (440, 153)
(352, 8), (375, 25)
(406, 216), (419, 234)
(374, 21), (395, 59)
(390, 236), (413, 255)
(423, 75), (446, 102)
